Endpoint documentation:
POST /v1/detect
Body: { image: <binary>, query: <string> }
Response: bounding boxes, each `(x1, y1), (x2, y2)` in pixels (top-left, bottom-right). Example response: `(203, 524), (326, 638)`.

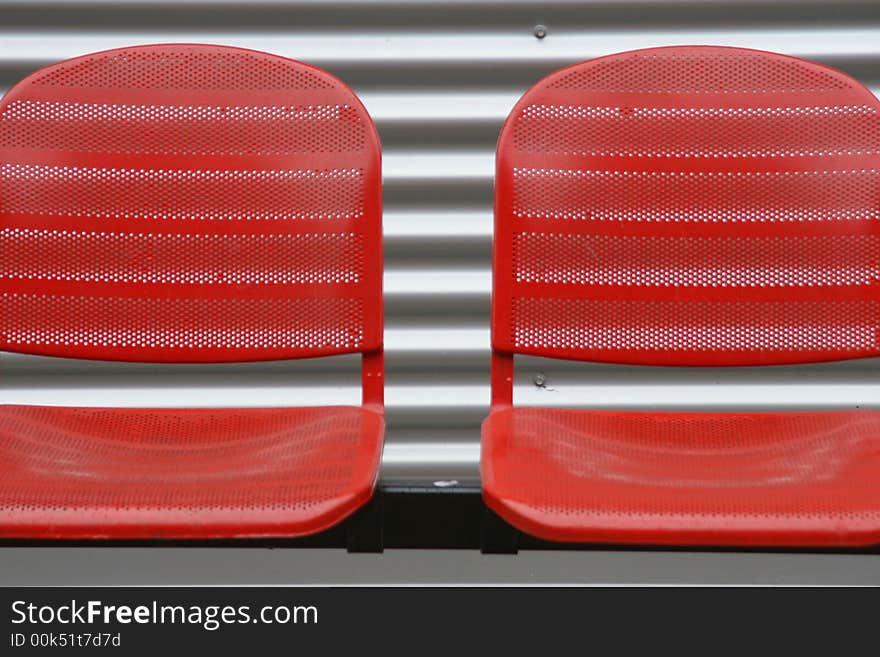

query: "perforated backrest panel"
(494, 46), (880, 366)
(0, 44), (381, 362)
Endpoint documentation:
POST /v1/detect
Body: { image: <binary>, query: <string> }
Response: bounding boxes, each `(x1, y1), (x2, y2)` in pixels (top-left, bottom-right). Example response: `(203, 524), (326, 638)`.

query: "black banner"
(0, 586), (876, 654)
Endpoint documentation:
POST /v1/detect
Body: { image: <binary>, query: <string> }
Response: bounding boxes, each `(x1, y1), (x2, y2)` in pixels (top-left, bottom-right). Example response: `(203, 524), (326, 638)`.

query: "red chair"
(0, 44), (384, 540)
(483, 45), (880, 548)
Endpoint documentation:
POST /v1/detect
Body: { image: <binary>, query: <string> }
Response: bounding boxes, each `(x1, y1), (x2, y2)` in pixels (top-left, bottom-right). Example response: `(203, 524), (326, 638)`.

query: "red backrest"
(0, 44), (382, 364)
(494, 46), (880, 368)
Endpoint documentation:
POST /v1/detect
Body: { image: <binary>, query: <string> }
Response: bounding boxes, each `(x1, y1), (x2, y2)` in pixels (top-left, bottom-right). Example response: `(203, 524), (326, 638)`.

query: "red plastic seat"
(0, 405), (383, 539)
(484, 46), (880, 547)
(484, 408), (880, 546)
(0, 44), (384, 539)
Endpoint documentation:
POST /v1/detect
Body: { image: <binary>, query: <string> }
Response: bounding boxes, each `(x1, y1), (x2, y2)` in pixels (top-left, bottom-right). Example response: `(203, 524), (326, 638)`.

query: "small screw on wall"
(533, 372), (547, 387)
(533, 24), (548, 39)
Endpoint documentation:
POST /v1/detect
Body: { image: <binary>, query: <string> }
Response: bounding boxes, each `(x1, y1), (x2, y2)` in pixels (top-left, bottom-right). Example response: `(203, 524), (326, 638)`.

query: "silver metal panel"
(2, 0), (880, 484)
(4, 547), (880, 586)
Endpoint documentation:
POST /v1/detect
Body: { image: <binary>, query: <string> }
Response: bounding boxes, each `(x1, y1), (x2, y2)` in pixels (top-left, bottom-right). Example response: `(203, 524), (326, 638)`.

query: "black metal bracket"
(346, 489), (385, 553)
(480, 505), (519, 554)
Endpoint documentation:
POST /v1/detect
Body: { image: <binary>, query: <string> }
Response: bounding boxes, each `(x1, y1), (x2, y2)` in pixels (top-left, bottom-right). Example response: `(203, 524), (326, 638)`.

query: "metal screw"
(533, 24), (548, 39)
(533, 372), (547, 387)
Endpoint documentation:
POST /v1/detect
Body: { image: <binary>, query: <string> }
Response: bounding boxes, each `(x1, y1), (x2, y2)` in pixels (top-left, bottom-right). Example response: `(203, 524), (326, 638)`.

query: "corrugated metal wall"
(3, 0), (880, 484)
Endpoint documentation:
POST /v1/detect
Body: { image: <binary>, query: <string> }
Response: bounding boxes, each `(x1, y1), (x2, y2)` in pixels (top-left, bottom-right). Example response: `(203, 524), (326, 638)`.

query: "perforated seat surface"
(482, 408), (880, 546)
(0, 404), (383, 539)
(493, 46), (880, 367)
(0, 44), (384, 539)
(486, 45), (880, 547)
(0, 44), (382, 363)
